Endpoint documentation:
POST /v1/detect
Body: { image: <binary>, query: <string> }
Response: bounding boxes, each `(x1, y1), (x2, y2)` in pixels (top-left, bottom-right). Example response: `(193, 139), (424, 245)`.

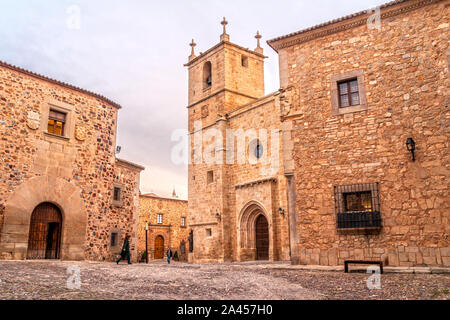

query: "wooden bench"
(344, 260), (383, 274)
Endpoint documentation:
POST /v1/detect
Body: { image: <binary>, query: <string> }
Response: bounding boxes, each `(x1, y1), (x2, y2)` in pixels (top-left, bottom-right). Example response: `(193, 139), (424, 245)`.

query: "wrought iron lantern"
(406, 138), (416, 161)
(278, 207), (285, 216)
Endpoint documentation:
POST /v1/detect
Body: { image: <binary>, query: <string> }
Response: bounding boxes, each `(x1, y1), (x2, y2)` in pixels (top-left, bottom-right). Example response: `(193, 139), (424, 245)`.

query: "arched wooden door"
(255, 215), (269, 260)
(154, 235), (164, 259)
(27, 203), (62, 260)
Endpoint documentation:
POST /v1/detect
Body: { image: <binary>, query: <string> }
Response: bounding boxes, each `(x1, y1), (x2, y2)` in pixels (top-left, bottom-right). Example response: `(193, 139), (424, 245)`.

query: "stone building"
(137, 192), (189, 261)
(187, 0), (449, 267)
(0, 60), (144, 262)
(186, 19), (290, 263)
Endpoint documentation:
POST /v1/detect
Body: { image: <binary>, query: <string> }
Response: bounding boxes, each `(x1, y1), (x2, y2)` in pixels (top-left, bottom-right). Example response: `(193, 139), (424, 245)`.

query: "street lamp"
(406, 138), (416, 161)
(145, 222), (149, 264)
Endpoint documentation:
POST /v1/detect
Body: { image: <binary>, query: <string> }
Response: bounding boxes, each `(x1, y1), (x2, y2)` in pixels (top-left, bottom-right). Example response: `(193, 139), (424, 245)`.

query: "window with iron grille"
(334, 183), (381, 229)
(47, 110), (66, 136)
(181, 217), (186, 227)
(157, 214), (163, 224)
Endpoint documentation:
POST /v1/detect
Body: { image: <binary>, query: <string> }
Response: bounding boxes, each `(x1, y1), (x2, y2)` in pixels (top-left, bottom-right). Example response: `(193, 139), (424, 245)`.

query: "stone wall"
(274, 1), (449, 267)
(0, 62), (143, 262)
(137, 195), (188, 261)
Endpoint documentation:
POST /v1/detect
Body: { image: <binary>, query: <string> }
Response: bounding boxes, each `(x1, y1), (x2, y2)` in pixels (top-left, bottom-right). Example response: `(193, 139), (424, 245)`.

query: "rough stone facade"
(137, 194), (189, 261)
(187, 0), (448, 267)
(268, 0), (449, 267)
(0, 61), (144, 262)
(186, 23), (290, 263)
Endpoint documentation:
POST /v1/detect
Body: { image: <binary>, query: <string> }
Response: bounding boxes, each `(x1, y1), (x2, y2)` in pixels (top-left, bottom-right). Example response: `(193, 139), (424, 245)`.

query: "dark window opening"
(111, 233), (118, 247)
(207, 171), (214, 184)
(338, 78), (360, 108)
(113, 187), (121, 201)
(47, 110), (66, 136)
(241, 55), (248, 67)
(203, 61), (212, 89)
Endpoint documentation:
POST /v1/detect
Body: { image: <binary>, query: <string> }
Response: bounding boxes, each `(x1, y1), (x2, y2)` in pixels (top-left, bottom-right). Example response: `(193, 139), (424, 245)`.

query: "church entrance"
(26, 203), (62, 260)
(154, 235), (165, 259)
(255, 215), (269, 260)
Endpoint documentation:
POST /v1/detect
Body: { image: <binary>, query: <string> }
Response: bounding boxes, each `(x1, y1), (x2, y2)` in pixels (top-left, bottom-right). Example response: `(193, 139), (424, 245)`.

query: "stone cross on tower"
(220, 17), (230, 42)
(255, 31), (263, 54)
(189, 39), (197, 62)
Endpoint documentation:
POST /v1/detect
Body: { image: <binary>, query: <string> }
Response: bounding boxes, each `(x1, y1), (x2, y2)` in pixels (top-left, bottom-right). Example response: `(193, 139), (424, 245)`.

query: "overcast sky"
(0, 0), (387, 199)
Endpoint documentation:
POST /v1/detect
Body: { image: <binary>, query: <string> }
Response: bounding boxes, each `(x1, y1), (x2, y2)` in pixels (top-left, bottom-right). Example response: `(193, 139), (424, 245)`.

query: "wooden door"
(255, 215), (269, 260)
(27, 203), (62, 260)
(154, 235), (164, 259)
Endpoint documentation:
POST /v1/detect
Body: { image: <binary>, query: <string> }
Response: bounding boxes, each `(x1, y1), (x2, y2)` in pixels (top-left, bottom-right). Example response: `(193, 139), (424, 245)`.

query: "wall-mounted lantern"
(278, 208), (285, 216)
(406, 138), (416, 161)
(215, 212), (221, 221)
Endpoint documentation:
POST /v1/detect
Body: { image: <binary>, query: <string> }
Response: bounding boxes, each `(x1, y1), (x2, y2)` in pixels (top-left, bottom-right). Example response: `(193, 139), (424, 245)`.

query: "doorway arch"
(238, 201), (271, 261)
(154, 235), (165, 259)
(27, 202), (62, 260)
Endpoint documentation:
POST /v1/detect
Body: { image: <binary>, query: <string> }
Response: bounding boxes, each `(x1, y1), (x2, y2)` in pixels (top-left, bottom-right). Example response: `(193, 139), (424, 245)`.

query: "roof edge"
(0, 60), (123, 109)
(267, 0), (444, 52)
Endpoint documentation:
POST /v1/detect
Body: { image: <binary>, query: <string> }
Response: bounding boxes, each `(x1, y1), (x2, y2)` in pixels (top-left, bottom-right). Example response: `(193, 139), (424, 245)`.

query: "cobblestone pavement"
(0, 260), (448, 300)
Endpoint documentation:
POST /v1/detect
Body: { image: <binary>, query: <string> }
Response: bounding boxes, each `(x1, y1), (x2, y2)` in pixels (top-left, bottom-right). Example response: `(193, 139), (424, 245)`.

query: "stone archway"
(0, 175), (86, 260)
(238, 201), (271, 261)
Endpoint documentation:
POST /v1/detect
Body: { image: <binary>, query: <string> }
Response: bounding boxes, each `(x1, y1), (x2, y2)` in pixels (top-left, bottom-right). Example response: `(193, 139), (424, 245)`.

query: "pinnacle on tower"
(255, 31), (263, 54)
(189, 39), (197, 61)
(220, 17), (230, 42)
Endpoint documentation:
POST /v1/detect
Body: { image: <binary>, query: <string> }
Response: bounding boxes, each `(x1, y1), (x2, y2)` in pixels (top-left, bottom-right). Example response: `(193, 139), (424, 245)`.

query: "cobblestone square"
(0, 261), (448, 300)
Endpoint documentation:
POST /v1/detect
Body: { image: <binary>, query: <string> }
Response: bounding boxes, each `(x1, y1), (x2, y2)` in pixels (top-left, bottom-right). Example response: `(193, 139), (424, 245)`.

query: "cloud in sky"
(0, 0), (387, 199)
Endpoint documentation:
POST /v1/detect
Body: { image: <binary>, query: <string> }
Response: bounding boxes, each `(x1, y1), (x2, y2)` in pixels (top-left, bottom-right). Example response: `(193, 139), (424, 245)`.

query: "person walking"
(116, 234), (132, 265)
(167, 248), (173, 264)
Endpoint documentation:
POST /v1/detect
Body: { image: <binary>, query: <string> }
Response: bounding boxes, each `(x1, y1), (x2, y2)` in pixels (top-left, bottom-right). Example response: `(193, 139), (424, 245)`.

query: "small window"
(111, 233), (118, 247)
(241, 55), (248, 67)
(338, 78), (360, 107)
(157, 214), (163, 224)
(181, 217), (186, 227)
(113, 187), (121, 201)
(206, 228), (212, 237)
(207, 171), (214, 184)
(47, 110), (66, 136)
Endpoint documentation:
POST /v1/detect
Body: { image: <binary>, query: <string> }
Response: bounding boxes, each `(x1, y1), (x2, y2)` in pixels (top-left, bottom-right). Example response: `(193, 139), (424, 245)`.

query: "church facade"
(0, 60), (144, 262)
(187, 0), (449, 267)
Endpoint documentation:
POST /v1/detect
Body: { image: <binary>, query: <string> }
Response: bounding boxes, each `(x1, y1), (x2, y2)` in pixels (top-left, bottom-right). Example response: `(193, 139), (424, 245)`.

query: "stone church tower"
(185, 19), (291, 263)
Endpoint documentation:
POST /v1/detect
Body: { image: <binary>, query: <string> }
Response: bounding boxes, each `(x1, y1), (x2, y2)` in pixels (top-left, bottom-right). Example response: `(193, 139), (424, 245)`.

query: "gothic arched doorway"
(26, 203), (62, 260)
(239, 201), (271, 261)
(255, 215), (269, 260)
(154, 235), (164, 259)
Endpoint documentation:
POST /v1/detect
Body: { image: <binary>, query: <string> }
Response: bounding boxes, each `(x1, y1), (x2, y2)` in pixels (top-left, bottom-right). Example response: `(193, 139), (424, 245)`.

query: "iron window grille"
(334, 183), (381, 230)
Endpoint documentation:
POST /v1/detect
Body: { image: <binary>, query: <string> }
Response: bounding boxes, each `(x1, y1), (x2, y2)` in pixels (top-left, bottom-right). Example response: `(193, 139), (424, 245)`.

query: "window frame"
(112, 183), (124, 207)
(331, 70), (367, 116)
(181, 217), (186, 228)
(157, 214), (163, 225)
(337, 78), (360, 108)
(47, 109), (66, 136)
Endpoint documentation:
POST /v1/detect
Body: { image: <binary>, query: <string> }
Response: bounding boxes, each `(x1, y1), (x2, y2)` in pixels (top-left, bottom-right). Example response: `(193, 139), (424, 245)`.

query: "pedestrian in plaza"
(167, 248), (173, 264)
(116, 234), (132, 265)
